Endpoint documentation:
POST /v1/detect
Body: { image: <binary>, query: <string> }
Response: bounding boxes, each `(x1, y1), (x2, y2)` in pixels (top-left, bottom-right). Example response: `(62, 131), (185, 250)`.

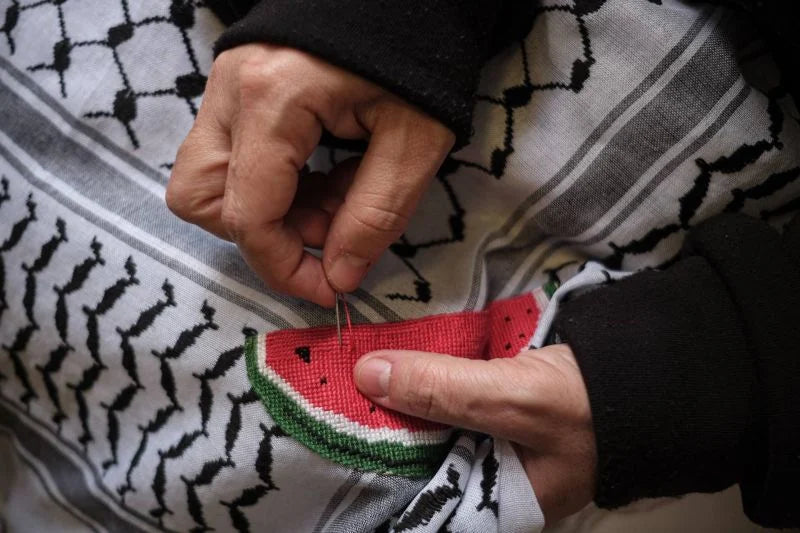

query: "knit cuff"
(212, 0), (504, 147)
(684, 214), (800, 528)
(553, 257), (757, 508)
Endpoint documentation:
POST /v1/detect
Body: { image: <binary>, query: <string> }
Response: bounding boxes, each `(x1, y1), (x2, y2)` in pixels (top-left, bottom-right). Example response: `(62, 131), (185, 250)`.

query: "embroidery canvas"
(245, 291), (548, 476)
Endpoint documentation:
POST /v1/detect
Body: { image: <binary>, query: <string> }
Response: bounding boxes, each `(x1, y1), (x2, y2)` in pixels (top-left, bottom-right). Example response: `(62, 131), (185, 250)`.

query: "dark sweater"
(206, 0), (800, 526)
(208, 0), (531, 148)
(209, 0), (797, 146)
(553, 214), (800, 527)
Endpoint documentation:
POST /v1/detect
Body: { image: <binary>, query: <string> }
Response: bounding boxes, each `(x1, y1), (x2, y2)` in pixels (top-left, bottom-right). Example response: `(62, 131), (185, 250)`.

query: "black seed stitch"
(295, 346), (311, 363)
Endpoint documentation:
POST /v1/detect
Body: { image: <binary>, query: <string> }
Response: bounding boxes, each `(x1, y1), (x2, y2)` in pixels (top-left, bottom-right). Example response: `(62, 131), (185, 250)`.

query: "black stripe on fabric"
(0, 54), (167, 186)
(534, 13), (740, 237)
(0, 60), (400, 325)
(0, 427), (102, 533)
(325, 474), (428, 533)
(508, 82), (752, 296)
(0, 140), (294, 331)
(0, 397), (158, 533)
(464, 7), (717, 309)
(311, 471), (364, 533)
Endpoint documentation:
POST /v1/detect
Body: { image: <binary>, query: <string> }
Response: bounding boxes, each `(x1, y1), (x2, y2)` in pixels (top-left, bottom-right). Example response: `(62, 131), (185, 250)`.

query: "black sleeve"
(711, 0), (800, 105)
(552, 212), (800, 528)
(205, 1), (532, 148)
(203, 1), (799, 148)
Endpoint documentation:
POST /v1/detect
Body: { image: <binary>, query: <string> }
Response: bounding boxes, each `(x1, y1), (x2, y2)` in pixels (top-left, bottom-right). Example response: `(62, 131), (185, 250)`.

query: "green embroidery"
(245, 336), (451, 477)
(543, 279), (560, 298)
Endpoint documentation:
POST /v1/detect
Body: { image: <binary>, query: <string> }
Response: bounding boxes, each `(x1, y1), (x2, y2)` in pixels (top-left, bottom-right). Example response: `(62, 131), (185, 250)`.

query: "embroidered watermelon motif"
(245, 291), (547, 477)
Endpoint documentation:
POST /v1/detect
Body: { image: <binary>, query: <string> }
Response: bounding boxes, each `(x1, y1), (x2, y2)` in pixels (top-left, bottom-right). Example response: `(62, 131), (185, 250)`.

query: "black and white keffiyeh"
(0, 1), (797, 531)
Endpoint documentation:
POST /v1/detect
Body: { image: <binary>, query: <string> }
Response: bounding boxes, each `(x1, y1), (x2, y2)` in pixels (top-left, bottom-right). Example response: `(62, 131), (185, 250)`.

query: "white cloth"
(0, 0), (798, 531)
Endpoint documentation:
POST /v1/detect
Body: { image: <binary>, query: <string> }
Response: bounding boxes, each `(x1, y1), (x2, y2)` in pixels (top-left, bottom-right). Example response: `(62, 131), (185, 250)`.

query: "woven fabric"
(1, 0), (798, 531)
(246, 292), (546, 477)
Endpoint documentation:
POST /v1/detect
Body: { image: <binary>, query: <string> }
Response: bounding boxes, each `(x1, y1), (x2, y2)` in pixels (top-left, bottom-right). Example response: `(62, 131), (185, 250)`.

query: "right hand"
(354, 344), (597, 523)
(166, 43), (455, 307)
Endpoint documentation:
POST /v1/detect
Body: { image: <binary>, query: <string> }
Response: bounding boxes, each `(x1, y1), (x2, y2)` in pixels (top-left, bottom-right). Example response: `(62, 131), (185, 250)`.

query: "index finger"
(223, 72), (335, 307)
(322, 104), (454, 292)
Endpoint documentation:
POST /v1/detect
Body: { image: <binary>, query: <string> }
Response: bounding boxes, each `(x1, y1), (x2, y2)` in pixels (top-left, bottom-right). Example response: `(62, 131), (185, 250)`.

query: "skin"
(169, 46), (597, 522)
(167, 43), (455, 307)
(354, 344), (597, 524)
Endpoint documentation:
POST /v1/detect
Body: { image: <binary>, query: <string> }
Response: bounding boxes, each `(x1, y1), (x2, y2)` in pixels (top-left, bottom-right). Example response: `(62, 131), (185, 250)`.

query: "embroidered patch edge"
(245, 336), (451, 477)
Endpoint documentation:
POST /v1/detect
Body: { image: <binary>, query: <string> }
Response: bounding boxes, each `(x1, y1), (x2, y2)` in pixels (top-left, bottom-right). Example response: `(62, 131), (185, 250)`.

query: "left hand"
(354, 344), (597, 524)
(166, 44), (454, 307)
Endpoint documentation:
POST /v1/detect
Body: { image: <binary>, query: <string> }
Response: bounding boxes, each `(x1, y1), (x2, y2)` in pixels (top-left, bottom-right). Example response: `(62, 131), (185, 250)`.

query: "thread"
(249, 291), (546, 476)
(340, 293), (355, 356)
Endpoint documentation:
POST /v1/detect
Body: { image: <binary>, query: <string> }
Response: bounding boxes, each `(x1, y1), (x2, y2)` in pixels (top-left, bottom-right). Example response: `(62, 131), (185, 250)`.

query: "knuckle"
(214, 47), (239, 68)
(165, 182), (215, 228)
(219, 202), (248, 241)
(207, 53), (228, 85)
(365, 98), (400, 128)
(220, 199), (278, 247)
(427, 123), (456, 151)
(164, 180), (190, 218)
(346, 203), (409, 237)
(171, 139), (196, 175)
(237, 49), (313, 104)
(237, 57), (273, 100)
(166, 144), (223, 224)
(166, 165), (197, 221)
(374, 101), (455, 153)
(227, 153), (244, 180)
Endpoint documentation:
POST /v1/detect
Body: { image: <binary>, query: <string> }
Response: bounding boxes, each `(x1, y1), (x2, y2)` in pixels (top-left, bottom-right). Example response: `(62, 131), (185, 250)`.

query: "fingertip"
(354, 354), (392, 399)
(325, 252), (370, 293)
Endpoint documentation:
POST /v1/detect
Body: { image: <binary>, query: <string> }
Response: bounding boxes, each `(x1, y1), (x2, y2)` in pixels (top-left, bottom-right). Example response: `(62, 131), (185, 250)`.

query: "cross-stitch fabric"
(245, 292), (547, 478)
(0, 0), (798, 532)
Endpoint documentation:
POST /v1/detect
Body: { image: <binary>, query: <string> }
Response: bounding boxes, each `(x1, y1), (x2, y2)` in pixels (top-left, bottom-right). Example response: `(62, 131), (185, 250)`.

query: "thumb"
(322, 104), (453, 292)
(354, 350), (528, 436)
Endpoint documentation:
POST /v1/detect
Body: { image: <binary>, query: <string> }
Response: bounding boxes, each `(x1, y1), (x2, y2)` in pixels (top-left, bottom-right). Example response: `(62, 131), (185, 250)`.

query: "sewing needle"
(335, 292), (342, 347)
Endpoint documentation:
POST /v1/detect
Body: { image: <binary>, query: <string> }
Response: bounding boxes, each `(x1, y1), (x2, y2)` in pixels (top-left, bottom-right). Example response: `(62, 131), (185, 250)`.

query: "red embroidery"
(245, 291), (545, 476)
(486, 293), (539, 358)
(264, 293), (540, 431)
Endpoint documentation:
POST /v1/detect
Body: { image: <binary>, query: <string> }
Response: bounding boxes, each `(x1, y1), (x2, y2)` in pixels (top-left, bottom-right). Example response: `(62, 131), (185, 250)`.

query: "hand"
(354, 344), (597, 524)
(166, 44), (455, 307)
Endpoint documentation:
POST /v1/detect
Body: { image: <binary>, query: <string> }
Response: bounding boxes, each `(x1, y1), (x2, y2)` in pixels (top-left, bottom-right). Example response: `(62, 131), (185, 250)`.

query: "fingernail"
(356, 357), (391, 398)
(328, 253), (370, 292)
